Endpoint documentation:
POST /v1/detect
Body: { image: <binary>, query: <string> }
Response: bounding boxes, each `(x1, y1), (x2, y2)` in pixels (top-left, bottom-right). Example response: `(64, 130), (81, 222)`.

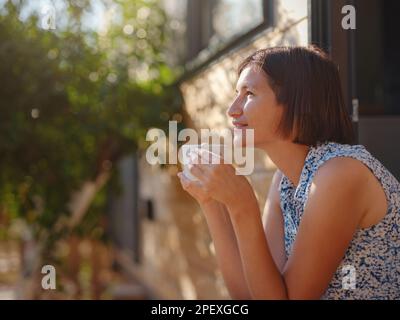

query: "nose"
(227, 98), (243, 118)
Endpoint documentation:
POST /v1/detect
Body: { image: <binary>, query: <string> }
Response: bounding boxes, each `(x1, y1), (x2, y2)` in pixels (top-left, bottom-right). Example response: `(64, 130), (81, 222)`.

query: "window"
(186, 0), (273, 64)
(356, 0), (400, 116)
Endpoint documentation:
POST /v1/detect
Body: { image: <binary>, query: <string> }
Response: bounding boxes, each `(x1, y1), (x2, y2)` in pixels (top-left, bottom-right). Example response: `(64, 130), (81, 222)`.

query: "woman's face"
(227, 65), (285, 148)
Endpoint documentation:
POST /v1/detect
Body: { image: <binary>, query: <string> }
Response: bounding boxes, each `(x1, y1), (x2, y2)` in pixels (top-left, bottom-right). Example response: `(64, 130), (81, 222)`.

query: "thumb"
(177, 172), (190, 188)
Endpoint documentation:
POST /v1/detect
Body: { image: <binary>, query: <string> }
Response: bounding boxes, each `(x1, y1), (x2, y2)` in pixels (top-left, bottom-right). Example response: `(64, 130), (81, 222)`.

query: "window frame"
(183, 0), (274, 79)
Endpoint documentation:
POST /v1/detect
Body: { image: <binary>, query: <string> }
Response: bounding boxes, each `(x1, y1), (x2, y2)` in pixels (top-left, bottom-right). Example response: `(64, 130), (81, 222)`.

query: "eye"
(234, 89), (254, 97)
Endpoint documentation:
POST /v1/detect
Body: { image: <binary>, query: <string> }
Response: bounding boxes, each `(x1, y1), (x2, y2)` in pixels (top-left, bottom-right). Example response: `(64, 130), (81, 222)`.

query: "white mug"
(180, 144), (233, 181)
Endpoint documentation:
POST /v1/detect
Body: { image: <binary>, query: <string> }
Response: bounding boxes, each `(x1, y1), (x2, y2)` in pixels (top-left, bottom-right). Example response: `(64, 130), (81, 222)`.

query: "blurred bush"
(0, 0), (183, 273)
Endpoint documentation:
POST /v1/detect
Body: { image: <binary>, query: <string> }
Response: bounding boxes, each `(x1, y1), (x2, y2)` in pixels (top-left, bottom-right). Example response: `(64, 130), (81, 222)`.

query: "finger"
(178, 171), (203, 190)
(188, 163), (207, 181)
(177, 172), (184, 182)
(178, 172), (193, 187)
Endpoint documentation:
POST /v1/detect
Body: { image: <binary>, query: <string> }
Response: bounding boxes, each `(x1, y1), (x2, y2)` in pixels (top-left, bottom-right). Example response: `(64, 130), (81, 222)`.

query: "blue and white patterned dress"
(278, 141), (400, 299)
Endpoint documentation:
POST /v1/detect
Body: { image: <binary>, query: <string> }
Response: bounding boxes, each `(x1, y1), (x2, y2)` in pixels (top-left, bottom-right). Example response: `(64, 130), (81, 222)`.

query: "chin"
(233, 137), (245, 148)
(233, 131), (257, 149)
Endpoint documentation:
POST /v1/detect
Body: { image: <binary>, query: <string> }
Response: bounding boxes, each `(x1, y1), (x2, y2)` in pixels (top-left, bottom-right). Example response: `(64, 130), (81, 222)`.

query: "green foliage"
(0, 0), (183, 241)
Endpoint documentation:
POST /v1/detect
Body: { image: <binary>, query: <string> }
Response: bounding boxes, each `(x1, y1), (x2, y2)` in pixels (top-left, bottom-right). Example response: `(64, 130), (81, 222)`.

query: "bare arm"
(227, 158), (369, 299)
(200, 200), (251, 300)
(177, 171), (251, 299)
(201, 170), (286, 299)
(201, 168), (286, 299)
(180, 149), (370, 299)
(179, 168), (286, 299)
(262, 170), (286, 273)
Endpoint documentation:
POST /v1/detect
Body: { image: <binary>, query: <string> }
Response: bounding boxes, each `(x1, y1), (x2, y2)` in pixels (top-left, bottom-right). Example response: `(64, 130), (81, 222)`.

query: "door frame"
(310, 0), (358, 143)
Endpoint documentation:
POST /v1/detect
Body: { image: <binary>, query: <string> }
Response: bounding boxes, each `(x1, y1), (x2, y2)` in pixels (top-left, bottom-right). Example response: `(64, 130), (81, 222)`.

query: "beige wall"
(132, 0), (309, 299)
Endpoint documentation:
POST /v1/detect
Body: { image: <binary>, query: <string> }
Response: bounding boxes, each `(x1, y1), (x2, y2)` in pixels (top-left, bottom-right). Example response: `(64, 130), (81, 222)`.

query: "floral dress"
(278, 141), (400, 299)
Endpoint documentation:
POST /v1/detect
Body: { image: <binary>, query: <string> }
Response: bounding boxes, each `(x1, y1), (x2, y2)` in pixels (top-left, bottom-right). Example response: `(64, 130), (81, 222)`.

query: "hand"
(178, 148), (255, 210)
(177, 171), (215, 206)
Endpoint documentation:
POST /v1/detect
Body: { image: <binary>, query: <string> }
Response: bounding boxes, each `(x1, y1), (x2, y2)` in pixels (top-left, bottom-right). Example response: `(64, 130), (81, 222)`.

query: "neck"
(258, 141), (310, 187)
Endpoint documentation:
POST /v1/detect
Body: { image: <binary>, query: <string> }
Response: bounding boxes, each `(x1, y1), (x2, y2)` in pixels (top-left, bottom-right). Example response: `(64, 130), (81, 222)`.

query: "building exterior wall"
(130, 0), (309, 299)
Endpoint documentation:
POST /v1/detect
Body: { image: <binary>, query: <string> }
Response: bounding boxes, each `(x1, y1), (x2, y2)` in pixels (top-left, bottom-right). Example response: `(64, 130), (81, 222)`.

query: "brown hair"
(237, 45), (355, 146)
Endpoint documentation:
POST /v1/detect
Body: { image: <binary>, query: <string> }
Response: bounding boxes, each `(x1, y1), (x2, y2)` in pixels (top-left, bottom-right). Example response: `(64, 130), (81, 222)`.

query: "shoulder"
(282, 157), (373, 299)
(309, 156), (371, 218)
(313, 156), (370, 188)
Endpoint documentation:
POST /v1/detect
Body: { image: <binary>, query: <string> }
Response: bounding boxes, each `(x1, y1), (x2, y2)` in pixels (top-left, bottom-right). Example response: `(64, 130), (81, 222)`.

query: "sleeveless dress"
(278, 141), (400, 299)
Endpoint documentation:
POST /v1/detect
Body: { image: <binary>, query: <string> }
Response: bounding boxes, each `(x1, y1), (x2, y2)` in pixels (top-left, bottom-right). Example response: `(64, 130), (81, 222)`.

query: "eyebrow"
(235, 84), (256, 92)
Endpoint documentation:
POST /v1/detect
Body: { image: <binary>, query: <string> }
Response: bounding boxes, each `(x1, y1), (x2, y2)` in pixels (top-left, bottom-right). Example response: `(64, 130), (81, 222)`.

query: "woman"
(177, 46), (400, 300)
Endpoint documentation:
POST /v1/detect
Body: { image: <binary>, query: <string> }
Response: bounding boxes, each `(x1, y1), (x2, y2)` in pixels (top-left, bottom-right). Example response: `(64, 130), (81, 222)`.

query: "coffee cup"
(180, 143), (233, 181)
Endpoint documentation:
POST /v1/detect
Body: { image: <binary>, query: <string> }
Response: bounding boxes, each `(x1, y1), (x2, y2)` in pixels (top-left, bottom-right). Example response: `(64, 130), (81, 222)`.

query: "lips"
(232, 121), (248, 128)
